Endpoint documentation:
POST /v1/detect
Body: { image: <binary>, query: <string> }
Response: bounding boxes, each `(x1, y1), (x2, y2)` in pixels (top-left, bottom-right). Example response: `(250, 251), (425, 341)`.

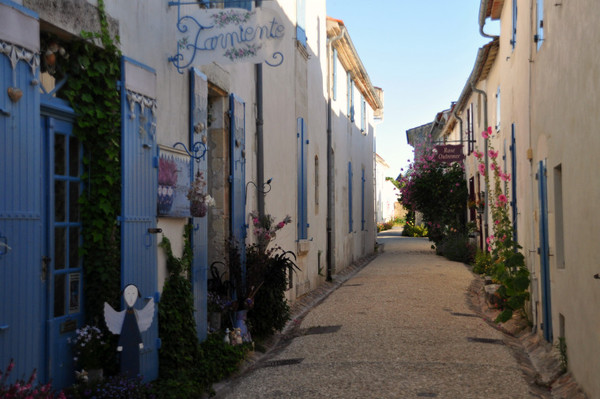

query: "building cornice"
(326, 17), (383, 112)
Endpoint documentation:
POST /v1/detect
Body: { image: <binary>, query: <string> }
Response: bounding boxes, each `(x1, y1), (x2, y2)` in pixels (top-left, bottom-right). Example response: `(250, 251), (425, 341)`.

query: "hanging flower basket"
(190, 200), (208, 218)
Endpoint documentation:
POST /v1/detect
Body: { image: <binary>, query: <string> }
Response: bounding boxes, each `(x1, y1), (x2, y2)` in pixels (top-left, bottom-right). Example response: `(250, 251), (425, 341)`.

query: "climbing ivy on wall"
(61, 0), (122, 322)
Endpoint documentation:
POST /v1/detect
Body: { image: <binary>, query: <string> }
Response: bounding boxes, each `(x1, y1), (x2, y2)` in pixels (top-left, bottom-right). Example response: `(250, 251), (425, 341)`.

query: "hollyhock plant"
(471, 127), (529, 323)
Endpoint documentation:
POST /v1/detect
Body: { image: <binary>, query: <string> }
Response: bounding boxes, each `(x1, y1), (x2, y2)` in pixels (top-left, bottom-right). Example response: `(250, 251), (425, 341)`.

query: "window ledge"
(297, 239), (310, 255)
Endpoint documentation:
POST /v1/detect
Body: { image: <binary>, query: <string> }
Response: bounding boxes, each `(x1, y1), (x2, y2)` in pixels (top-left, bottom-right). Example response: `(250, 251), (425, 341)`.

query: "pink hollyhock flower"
(478, 163), (486, 174)
(488, 150), (499, 159)
(486, 235), (495, 245)
(253, 217), (259, 225)
(495, 220), (499, 225)
(491, 163), (496, 171)
(498, 194), (508, 204)
(488, 246), (493, 252)
(277, 221), (285, 229)
(456, 183), (460, 187)
(482, 130), (489, 139)
(474, 150), (483, 159)
(500, 172), (511, 182)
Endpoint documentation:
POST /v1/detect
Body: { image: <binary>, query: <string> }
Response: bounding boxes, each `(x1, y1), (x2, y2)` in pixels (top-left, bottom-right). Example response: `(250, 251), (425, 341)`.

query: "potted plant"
(158, 157), (178, 214)
(207, 291), (228, 332)
(187, 171), (215, 218)
(68, 325), (109, 382)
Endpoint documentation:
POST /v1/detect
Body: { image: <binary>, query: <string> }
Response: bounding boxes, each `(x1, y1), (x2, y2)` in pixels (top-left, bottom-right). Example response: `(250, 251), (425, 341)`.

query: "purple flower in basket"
(158, 157), (178, 186)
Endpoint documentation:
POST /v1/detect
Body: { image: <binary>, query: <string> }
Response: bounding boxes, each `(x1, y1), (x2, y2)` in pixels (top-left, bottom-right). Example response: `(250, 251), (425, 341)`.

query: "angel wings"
(104, 284), (155, 335)
(104, 298), (155, 335)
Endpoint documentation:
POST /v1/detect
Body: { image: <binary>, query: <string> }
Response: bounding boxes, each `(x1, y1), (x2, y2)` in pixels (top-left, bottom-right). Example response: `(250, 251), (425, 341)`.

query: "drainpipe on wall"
(255, 0), (265, 219)
(471, 84), (489, 244)
(326, 27), (346, 281)
(478, 0), (500, 40)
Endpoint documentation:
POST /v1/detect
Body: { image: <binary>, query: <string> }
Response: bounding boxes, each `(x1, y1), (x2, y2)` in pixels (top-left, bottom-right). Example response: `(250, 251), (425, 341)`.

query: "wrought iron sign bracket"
(173, 141), (207, 162)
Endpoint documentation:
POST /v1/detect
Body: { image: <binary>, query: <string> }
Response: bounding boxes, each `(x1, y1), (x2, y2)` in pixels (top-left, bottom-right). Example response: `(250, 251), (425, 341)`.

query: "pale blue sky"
(326, 0), (497, 176)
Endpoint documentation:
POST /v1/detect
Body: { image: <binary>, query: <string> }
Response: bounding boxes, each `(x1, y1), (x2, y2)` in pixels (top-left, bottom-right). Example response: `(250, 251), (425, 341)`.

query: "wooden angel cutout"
(104, 284), (155, 377)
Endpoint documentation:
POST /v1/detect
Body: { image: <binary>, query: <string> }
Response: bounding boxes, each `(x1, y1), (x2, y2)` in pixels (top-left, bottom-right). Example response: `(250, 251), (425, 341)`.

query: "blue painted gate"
(0, 6), (44, 380)
(538, 160), (553, 342)
(120, 57), (159, 380)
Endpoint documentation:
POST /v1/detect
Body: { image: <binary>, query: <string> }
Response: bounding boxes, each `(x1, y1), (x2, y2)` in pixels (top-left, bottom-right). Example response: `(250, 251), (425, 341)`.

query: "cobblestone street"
(214, 229), (548, 399)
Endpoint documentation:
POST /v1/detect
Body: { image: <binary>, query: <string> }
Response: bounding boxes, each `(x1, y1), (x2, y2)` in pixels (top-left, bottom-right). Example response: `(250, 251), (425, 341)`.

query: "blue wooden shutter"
(511, 0), (517, 49)
(296, 0), (307, 47)
(0, 3), (44, 383)
(538, 160), (552, 342)
(120, 57), (159, 380)
(361, 167), (366, 231)
(536, 0), (544, 49)
(510, 124), (517, 243)
(190, 68), (208, 341)
(348, 162), (353, 232)
(297, 117), (308, 239)
(229, 94), (246, 271)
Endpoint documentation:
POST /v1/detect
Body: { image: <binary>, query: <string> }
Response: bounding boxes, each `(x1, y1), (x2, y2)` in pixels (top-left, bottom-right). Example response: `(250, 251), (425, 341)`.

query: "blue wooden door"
(538, 160), (553, 342)
(42, 105), (83, 388)
(0, 7), (45, 382)
(190, 68), (208, 341)
(229, 94), (246, 283)
(120, 57), (159, 380)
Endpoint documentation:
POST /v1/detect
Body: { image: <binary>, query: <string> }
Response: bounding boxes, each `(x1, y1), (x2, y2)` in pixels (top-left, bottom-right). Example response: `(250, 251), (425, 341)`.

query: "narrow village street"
(215, 228), (540, 399)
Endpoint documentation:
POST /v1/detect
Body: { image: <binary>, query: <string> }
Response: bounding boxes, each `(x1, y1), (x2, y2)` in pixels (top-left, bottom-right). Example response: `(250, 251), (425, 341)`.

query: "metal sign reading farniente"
(169, 3), (286, 73)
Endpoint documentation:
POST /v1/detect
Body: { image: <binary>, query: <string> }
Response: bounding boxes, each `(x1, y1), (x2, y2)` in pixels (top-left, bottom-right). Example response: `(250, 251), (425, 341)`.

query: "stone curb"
(467, 271), (588, 399)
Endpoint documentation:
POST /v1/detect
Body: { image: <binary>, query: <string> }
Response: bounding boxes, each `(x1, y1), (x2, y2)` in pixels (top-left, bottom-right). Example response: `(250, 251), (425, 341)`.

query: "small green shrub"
(402, 222), (428, 237)
(377, 221), (393, 232)
(556, 336), (568, 374)
(473, 250), (495, 275)
(391, 216), (405, 225)
(197, 332), (252, 384)
(436, 233), (476, 263)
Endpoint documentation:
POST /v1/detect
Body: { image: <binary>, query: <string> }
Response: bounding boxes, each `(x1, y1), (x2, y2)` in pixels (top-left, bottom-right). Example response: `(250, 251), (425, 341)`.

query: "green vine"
(60, 0), (122, 323)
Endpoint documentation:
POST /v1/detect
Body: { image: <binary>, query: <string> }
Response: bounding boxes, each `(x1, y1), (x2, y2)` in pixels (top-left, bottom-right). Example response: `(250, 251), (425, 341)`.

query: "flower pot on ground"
(68, 325), (109, 378)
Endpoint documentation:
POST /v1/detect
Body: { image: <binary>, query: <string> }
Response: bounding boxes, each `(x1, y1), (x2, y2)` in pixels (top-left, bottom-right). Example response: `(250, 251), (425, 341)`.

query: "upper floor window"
(511, 0), (517, 50)
(296, 0), (307, 48)
(347, 73), (355, 122)
(360, 96), (366, 133)
(201, 0), (252, 10)
(535, 0), (544, 50)
(467, 103), (474, 154)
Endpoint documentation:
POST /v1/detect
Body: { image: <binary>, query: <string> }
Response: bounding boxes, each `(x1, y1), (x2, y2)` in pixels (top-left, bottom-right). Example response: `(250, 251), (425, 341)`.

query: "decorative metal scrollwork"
(173, 141), (207, 162)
